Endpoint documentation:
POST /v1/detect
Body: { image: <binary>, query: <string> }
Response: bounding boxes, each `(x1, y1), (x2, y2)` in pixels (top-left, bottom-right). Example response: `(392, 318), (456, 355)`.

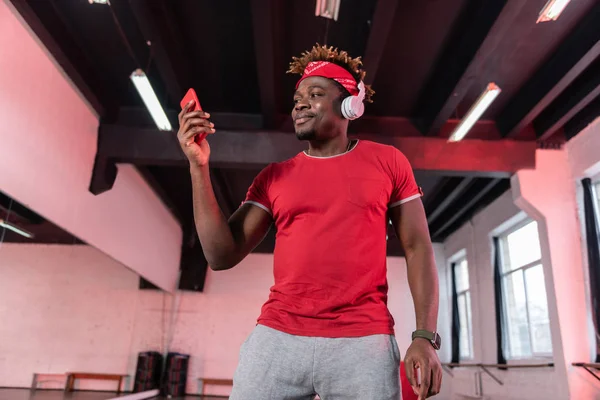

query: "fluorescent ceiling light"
(315, 0), (340, 21)
(448, 83), (501, 142)
(537, 0), (571, 23)
(130, 69), (172, 131)
(0, 219), (34, 239)
(88, 0), (109, 4)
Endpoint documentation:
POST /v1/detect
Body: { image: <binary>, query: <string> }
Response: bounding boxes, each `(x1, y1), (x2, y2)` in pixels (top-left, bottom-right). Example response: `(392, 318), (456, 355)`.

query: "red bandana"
(295, 61), (359, 96)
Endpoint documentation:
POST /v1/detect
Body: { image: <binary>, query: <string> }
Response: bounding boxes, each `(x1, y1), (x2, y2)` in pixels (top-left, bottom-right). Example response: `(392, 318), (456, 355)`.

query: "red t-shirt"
(244, 140), (422, 337)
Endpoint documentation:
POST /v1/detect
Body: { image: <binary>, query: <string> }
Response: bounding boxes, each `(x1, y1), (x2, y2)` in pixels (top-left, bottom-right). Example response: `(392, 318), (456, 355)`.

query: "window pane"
(455, 258), (469, 292)
(506, 221), (541, 270)
(466, 291), (474, 358)
(458, 293), (471, 359)
(504, 270), (532, 358)
(524, 265), (553, 354)
(595, 182), (600, 217)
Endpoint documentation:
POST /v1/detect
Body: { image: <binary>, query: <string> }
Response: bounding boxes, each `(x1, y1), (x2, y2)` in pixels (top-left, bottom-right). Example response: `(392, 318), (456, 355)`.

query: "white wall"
(0, 243), (443, 396)
(442, 134), (600, 400)
(0, 0), (182, 291)
(443, 190), (566, 400)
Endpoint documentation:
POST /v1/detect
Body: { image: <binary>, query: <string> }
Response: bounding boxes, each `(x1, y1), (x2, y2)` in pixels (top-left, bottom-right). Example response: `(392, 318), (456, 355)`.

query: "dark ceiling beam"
(431, 178), (507, 240)
(426, 178), (475, 225)
(411, 0), (513, 136)
(105, 0), (150, 68)
(251, 0), (284, 128)
(0, 221), (84, 245)
(534, 61), (600, 141)
(209, 169), (236, 218)
(362, 0), (398, 85)
(0, 192), (44, 224)
(498, 4), (600, 138)
(117, 107), (265, 131)
(89, 123), (537, 194)
(126, 0), (191, 104)
(564, 96), (600, 140)
(8, 0), (110, 117)
(98, 125), (537, 173)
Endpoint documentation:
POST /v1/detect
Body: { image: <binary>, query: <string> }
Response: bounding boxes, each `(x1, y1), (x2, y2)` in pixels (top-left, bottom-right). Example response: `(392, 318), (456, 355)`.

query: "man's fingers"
(182, 126), (215, 143)
(404, 358), (417, 389)
(180, 118), (213, 139)
(430, 365), (442, 397)
(178, 100), (194, 122)
(186, 118), (214, 128)
(181, 110), (210, 122)
(418, 363), (431, 400)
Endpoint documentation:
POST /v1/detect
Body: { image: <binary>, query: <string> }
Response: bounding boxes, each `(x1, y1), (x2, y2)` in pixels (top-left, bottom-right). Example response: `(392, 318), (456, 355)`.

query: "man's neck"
(307, 136), (351, 157)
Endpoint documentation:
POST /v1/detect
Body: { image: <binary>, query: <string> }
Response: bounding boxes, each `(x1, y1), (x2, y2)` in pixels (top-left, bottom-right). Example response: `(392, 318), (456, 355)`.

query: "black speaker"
(162, 352), (189, 396)
(133, 351), (163, 392)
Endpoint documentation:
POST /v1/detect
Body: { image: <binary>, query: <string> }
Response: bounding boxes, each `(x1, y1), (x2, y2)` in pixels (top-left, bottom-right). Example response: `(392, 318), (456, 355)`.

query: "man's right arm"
(177, 101), (272, 271)
(189, 165), (272, 271)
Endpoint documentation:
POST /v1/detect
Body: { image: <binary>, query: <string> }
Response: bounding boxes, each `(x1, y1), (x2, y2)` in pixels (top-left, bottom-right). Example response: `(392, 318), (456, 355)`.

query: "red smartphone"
(180, 88), (209, 144)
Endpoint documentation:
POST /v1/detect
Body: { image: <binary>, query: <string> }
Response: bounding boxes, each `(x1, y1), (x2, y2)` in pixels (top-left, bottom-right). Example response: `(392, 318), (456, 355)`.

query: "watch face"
(433, 333), (441, 350)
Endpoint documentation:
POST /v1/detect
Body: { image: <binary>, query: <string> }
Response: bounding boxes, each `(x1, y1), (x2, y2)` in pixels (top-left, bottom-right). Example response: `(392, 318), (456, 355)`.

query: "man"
(177, 44), (442, 400)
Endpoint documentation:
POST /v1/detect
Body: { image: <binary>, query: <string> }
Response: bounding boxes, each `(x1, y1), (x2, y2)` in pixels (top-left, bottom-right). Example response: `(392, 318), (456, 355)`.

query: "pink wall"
(0, 0), (182, 291)
(0, 243), (449, 396)
(514, 149), (596, 399)
(567, 117), (600, 179)
(0, 244), (140, 390)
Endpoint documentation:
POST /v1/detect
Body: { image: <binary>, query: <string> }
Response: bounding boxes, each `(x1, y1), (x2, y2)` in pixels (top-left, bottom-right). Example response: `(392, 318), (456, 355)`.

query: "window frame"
(450, 251), (474, 361)
(594, 181), (600, 221)
(498, 219), (553, 361)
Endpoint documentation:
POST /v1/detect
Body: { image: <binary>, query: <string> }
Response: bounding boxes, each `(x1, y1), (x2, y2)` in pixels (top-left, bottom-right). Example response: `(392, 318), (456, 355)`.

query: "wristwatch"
(412, 330), (441, 350)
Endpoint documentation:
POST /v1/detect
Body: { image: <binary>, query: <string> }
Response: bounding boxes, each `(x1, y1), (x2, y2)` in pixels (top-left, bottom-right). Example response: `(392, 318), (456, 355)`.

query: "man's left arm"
(390, 199), (442, 399)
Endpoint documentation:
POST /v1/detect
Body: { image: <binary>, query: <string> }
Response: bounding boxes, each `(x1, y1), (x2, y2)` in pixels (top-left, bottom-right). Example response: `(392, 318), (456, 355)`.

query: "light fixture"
(448, 83), (501, 142)
(537, 0), (571, 23)
(0, 219), (34, 239)
(88, 0), (109, 4)
(315, 0), (340, 21)
(130, 69), (172, 131)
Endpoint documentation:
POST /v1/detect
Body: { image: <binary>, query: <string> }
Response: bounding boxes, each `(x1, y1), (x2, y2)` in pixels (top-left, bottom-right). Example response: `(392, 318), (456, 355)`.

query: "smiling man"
(177, 44), (442, 400)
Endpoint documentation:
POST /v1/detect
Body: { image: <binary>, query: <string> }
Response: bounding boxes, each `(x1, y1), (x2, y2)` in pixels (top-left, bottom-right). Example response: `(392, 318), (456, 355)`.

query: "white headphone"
(341, 81), (366, 120)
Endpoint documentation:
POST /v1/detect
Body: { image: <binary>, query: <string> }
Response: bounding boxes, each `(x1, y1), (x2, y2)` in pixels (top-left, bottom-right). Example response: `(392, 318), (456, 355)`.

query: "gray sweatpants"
(230, 324), (401, 400)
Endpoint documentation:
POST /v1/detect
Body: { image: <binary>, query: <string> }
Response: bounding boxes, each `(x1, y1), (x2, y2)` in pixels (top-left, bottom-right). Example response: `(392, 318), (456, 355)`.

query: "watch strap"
(412, 329), (435, 341)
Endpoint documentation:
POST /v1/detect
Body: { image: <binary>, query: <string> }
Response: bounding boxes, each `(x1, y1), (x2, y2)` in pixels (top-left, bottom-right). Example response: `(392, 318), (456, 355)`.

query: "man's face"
(292, 76), (345, 141)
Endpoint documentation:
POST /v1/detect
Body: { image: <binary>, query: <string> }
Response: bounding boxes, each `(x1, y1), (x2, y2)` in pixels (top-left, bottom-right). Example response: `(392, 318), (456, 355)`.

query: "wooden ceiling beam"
(126, 0), (191, 104)
(426, 178), (475, 226)
(430, 178), (507, 241)
(534, 61), (600, 141)
(498, 4), (600, 138)
(251, 0), (284, 128)
(362, 0), (398, 86)
(89, 123), (536, 195)
(411, 0), (516, 136)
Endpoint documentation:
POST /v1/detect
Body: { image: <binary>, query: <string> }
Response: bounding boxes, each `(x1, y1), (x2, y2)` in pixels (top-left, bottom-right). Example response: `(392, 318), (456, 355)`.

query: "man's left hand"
(404, 338), (442, 399)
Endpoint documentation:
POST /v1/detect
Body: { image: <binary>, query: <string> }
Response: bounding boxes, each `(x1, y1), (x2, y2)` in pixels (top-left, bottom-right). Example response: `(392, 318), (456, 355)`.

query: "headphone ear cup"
(341, 96), (364, 120)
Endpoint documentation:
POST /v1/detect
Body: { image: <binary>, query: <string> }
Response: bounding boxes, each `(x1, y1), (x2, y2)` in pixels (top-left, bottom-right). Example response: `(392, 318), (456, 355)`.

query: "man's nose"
(294, 100), (310, 111)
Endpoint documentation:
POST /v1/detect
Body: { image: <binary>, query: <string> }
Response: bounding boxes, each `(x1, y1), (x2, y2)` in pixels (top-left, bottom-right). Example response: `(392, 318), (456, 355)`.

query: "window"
(595, 182), (600, 219)
(500, 220), (552, 359)
(454, 257), (473, 359)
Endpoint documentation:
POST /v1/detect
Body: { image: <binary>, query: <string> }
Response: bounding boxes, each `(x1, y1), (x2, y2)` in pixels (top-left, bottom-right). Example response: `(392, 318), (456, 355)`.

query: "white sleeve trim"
(388, 193), (422, 208)
(244, 201), (272, 215)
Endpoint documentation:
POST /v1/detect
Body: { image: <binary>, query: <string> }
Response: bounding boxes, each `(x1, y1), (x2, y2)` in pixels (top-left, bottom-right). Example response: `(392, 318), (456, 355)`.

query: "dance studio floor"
(0, 389), (227, 400)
